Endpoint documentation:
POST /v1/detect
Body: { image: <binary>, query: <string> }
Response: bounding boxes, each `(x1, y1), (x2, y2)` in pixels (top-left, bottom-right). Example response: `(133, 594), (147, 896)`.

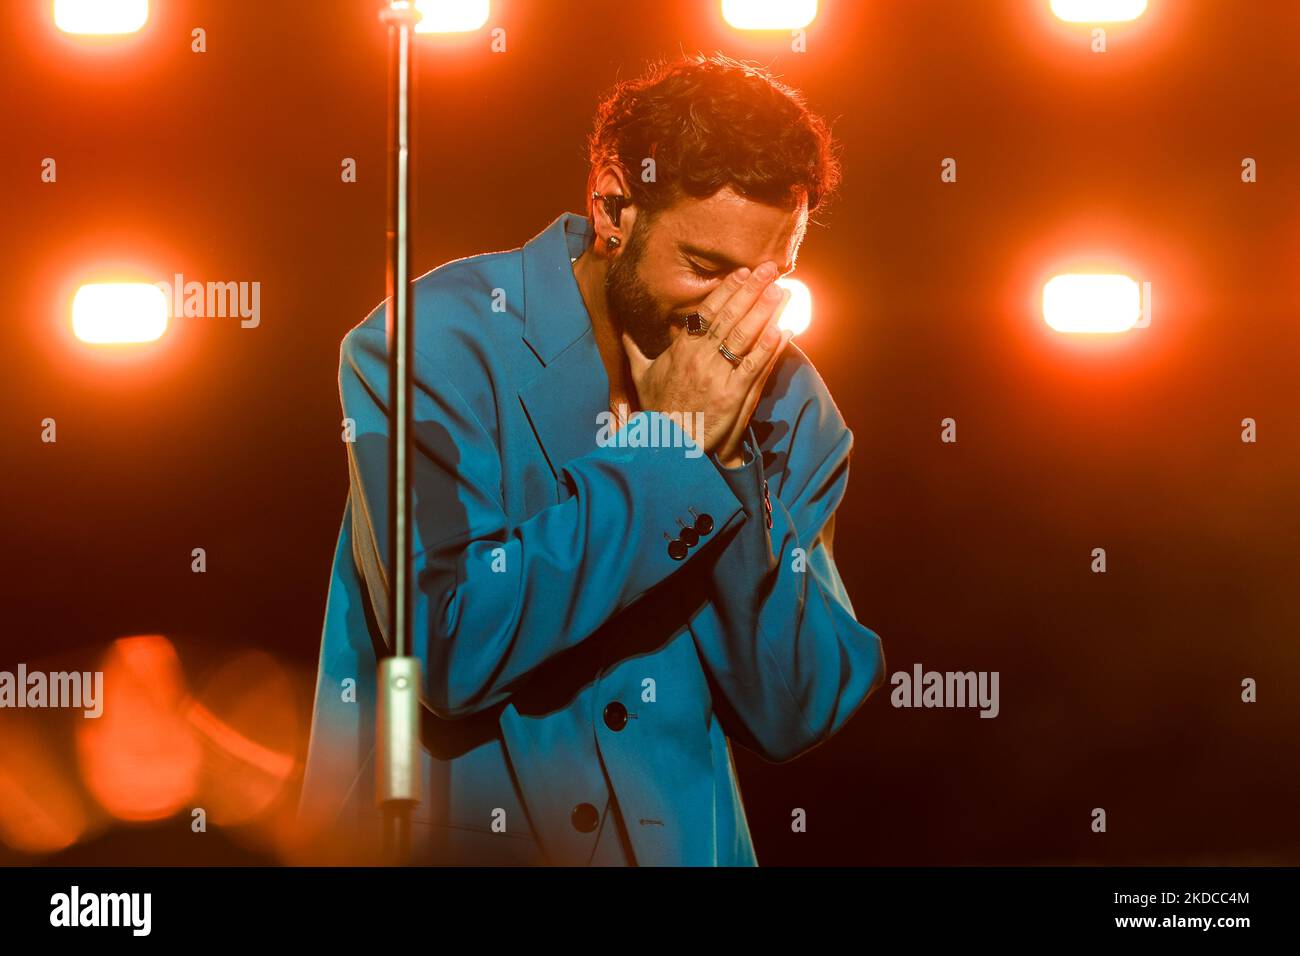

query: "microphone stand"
(376, 0), (422, 866)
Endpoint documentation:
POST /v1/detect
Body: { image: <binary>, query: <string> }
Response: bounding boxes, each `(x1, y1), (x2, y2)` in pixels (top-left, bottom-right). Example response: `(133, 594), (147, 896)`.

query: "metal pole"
(377, 0), (422, 866)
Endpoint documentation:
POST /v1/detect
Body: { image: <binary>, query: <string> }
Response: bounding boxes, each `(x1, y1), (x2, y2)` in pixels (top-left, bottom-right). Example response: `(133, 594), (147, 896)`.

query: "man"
(297, 53), (885, 866)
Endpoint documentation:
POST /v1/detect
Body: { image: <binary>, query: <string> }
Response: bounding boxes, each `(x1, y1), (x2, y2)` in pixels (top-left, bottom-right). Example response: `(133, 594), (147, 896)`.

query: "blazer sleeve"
(340, 324), (746, 720)
(686, 370), (886, 764)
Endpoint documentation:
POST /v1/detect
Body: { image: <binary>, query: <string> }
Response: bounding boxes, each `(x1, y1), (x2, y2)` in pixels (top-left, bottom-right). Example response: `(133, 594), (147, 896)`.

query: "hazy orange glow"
(1043, 273), (1142, 333)
(1050, 0), (1148, 23)
(413, 0), (490, 34)
(186, 651), (298, 827)
(0, 718), (91, 854)
(76, 635), (201, 821)
(722, 0), (818, 31)
(53, 0), (149, 35)
(776, 278), (812, 336)
(71, 282), (167, 344)
(0, 639), (305, 859)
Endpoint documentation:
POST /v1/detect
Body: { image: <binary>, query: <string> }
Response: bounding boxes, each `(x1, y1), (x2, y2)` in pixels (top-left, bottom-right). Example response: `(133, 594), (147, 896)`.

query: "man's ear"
(593, 164), (634, 230)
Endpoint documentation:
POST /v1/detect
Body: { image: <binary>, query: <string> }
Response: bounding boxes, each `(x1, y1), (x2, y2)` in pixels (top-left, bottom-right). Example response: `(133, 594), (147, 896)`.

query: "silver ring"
(718, 341), (744, 368)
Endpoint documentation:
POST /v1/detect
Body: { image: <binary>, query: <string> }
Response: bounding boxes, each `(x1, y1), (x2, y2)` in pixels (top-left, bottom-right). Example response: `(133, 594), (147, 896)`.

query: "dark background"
(4, 0), (1300, 865)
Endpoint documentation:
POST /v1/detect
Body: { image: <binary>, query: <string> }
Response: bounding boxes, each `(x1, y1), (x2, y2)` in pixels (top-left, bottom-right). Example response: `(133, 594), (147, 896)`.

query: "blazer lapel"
(518, 331), (609, 483)
(516, 212), (611, 483)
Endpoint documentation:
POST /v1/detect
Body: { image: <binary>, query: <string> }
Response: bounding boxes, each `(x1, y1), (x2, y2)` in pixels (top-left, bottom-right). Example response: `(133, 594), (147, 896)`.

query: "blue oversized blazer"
(297, 211), (885, 866)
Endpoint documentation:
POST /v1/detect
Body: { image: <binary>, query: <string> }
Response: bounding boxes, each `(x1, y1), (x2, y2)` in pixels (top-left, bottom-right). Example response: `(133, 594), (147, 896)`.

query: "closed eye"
(689, 261), (725, 280)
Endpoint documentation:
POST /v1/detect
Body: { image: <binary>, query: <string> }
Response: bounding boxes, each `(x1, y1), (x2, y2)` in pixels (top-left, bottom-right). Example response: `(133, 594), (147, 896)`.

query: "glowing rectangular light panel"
(1050, 0), (1148, 23)
(54, 0), (149, 35)
(72, 283), (168, 344)
(722, 0), (818, 30)
(413, 0), (490, 33)
(1043, 274), (1141, 333)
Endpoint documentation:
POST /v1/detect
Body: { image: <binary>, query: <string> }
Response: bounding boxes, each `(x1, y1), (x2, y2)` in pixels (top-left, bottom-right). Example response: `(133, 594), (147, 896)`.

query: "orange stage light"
(53, 0), (149, 35)
(1050, 0), (1148, 23)
(1043, 273), (1142, 333)
(413, 0), (490, 34)
(776, 278), (812, 336)
(722, 0), (818, 31)
(71, 282), (168, 345)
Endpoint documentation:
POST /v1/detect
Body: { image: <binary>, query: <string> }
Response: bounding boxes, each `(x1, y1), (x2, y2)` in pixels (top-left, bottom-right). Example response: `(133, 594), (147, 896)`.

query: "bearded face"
(603, 212), (674, 359)
(598, 186), (806, 360)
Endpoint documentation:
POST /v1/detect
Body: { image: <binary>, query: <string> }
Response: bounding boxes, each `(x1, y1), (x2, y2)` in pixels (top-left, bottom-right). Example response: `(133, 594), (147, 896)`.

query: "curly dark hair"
(585, 53), (841, 224)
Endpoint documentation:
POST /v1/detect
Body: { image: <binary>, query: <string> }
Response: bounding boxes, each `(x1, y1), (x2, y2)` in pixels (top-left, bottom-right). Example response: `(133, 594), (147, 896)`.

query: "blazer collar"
(518, 212), (611, 480)
(521, 211), (598, 364)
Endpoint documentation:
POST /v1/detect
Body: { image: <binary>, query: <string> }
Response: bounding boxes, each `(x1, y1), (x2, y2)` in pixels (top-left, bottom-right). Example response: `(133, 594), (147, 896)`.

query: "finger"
(754, 327), (793, 392)
(721, 278), (786, 365)
(621, 330), (652, 387)
(726, 286), (789, 381)
(720, 327), (792, 461)
(743, 326), (792, 414)
(701, 261), (779, 345)
(683, 267), (749, 341)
